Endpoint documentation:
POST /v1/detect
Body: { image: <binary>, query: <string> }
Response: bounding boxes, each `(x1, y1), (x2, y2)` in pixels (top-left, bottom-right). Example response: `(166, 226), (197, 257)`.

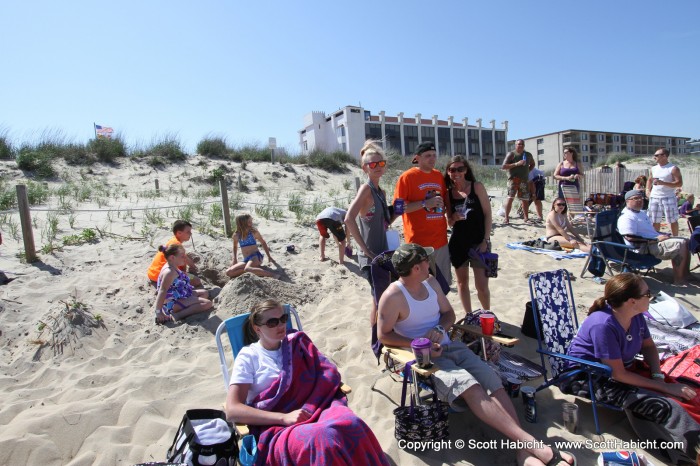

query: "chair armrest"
(536, 349), (612, 376)
(382, 346), (439, 377)
(235, 423), (250, 436)
(623, 234), (658, 244)
(591, 240), (635, 250)
(453, 324), (520, 346)
(340, 383), (352, 394)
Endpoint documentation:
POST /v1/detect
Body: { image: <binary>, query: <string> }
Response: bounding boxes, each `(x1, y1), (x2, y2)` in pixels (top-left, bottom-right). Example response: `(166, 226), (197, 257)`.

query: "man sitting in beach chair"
(377, 243), (574, 466)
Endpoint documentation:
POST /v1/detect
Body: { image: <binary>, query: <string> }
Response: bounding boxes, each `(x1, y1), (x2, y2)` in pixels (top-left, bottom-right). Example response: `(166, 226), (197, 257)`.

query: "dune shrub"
(0, 136), (13, 160)
(305, 150), (354, 173)
(87, 137), (127, 163)
(197, 137), (229, 158)
(16, 147), (56, 178)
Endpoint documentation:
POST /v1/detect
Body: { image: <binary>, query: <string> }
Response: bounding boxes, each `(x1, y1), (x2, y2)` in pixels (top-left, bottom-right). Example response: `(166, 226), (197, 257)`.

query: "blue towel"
(506, 242), (588, 260)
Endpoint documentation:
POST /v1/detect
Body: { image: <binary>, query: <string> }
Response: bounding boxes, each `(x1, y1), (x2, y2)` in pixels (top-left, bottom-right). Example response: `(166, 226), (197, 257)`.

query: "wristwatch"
(434, 325), (446, 335)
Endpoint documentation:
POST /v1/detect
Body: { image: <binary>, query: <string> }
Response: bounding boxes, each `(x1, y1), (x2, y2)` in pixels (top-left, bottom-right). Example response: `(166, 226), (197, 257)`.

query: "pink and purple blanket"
(250, 331), (388, 465)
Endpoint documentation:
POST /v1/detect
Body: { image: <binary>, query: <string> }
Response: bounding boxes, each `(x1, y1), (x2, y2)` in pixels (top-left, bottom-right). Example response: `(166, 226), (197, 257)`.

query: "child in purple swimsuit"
(153, 244), (212, 323)
(226, 214), (279, 279)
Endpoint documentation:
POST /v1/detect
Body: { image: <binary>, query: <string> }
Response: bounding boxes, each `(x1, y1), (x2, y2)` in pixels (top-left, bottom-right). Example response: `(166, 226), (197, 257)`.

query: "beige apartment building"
(510, 130), (690, 171)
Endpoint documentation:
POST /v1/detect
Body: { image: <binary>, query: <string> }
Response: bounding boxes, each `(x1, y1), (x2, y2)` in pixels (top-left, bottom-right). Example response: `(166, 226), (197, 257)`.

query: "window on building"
(582, 144), (588, 151)
(495, 131), (506, 142)
(404, 125), (419, 155)
(421, 126), (435, 139)
(581, 134), (588, 141)
(364, 123), (381, 140)
(336, 126), (346, 137)
(438, 127), (450, 155)
(385, 124), (400, 151)
(627, 135), (633, 142)
(538, 159), (545, 166)
(667, 138), (672, 144)
(470, 142), (480, 154)
(613, 135), (620, 142)
(303, 141), (308, 151)
(583, 156), (589, 162)
(537, 138), (544, 144)
(628, 147), (634, 154)
(468, 129), (480, 141)
(537, 149), (544, 155)
(598, 134), (605, 142)
(599, 147), (605, 152)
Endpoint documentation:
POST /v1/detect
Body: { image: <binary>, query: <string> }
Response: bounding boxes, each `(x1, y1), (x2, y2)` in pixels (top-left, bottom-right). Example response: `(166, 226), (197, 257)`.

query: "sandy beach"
(0, 156), (698, 466)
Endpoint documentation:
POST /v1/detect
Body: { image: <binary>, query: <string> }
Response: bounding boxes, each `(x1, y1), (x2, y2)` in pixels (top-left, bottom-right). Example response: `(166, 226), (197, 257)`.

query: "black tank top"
(449, 181), (485, 247)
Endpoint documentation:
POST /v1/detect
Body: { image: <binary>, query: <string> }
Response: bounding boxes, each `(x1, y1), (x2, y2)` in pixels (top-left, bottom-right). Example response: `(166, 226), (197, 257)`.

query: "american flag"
(95, 124), (114, 139)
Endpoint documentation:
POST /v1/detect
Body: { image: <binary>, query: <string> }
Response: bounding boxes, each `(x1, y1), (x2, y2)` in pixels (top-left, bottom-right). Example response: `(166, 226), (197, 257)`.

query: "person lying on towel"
(225, 299), (389, 466)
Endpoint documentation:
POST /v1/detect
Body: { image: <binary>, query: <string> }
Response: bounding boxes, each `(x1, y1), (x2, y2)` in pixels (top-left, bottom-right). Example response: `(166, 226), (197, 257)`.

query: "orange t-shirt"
(393, 167), (448, 249)
(146, 236), (184, 281)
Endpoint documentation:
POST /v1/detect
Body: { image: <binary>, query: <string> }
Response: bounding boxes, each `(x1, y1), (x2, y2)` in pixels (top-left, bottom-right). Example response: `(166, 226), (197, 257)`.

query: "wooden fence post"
(354, 177), (360, 192)
(16, 184), (37, 263)
(219, 178), (232, 238)
(154, 179), (159, 193)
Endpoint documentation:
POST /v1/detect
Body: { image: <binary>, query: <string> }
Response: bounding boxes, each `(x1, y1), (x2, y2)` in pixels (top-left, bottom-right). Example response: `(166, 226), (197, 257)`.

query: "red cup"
(480, 313), (495, 336)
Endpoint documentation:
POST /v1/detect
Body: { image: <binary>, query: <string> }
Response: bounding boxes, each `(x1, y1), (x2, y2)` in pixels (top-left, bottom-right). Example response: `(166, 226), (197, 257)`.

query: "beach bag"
(468, 247), (498, 278)
(587, 248), (606, 278)
(521, 301), (543, 339)
(661, 346), (700, 388)
(166, 409), (238, 466)
(393, 361), (449, 445)
(647, 291), (697, 329)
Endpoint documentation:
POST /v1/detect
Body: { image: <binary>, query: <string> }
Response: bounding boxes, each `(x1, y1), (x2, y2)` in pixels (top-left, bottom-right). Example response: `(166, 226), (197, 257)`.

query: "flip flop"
(546, 447), (576, 466)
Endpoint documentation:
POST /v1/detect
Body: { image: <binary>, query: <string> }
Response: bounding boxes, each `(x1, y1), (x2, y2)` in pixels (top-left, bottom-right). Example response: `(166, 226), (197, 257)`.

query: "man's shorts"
(316, 219), (346, 241)
(507, 177), (530, 201)
(430, 244), (452, 286)
(648, 196), (679, 224)
(533, 178), (545, 201)
(648, 238), (685, 260)
(431, 341), (504, 406)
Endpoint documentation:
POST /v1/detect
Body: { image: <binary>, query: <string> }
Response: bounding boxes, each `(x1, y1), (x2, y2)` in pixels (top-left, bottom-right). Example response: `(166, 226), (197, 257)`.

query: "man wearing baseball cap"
(378, 243), (576, 466)
(393, 142), (451, 286)
(618, 189), (690, 285)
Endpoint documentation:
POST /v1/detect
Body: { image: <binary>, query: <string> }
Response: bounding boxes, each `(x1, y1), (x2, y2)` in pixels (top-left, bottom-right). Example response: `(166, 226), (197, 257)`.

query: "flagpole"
(93, 122), (97, 139)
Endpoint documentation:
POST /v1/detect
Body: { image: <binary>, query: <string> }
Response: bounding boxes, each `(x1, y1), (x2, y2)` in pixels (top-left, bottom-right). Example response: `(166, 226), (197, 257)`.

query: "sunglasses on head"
(365, 160), (386, 169)
(448, 166), (467, 173)
(261, 313), (289, 328)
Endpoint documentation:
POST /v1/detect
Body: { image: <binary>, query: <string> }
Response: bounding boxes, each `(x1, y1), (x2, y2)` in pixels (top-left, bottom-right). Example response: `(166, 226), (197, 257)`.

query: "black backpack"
(166, 409), (238, 466)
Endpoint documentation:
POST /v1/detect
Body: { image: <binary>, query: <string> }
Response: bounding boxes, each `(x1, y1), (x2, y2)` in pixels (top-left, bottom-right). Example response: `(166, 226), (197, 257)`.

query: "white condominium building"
(299, 105), (509, 165)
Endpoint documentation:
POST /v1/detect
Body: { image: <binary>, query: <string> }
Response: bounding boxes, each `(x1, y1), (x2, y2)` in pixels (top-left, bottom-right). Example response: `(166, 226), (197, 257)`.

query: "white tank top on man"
(650, 163), (676, 199)
(394, 281), (451, 346)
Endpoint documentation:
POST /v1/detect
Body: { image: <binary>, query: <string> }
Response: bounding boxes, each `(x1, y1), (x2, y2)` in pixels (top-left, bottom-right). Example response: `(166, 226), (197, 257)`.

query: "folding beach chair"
(528, 269), (620, 434)
(580, 209), (661, 278)
(560, 184), (594, 237)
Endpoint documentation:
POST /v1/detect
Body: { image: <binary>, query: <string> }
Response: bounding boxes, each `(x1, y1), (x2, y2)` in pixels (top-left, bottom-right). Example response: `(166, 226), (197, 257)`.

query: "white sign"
(268, 137), (277, 149)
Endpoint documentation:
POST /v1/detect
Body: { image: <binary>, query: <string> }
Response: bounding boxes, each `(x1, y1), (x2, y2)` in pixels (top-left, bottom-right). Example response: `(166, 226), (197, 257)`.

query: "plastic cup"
(480, 313), (495, 336)
(562, 402), (579, 433)
(455, 204), (467, 219)
(410, 337), (432, 369)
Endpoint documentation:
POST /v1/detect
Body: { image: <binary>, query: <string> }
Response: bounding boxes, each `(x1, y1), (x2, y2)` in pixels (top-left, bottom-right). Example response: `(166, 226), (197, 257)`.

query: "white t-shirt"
(617, 207), (659, 252)
(230, 341), (283, 403)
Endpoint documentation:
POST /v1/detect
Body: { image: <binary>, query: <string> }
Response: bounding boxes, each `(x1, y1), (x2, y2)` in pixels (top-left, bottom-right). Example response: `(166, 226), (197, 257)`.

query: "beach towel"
(250, 331), (388, 466)
(506, 242), (588, 260)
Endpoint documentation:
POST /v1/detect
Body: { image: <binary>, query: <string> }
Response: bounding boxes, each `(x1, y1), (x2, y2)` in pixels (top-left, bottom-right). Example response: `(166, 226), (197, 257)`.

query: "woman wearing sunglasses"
(226, 299), (389, 465)
(545, 198), (591, 252)
(563, 273), (699, 463)
(553, 146), (583, 199)
(345, 140), (397, 326)
(443, 156), (492, 314)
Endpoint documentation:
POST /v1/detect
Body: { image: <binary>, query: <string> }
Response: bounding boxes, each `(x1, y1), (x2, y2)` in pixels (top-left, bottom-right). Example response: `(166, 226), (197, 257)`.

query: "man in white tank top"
(646, 148), (683, 236)
(377, 243), (576, 466)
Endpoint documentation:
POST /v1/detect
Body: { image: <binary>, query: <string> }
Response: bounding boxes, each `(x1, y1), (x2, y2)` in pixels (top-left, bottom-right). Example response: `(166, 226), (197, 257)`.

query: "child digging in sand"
(315, 207), (349, 264)
(153, 244), (212, 323)
(226, 214), (279, 279)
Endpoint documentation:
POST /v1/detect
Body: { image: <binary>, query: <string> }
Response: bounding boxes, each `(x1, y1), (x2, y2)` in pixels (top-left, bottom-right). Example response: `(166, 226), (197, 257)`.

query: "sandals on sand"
(547, 448), (576, 466)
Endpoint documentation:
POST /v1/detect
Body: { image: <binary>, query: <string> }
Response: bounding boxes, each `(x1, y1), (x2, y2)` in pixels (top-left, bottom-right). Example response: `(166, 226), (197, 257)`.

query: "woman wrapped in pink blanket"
(225, 299), (389, 466)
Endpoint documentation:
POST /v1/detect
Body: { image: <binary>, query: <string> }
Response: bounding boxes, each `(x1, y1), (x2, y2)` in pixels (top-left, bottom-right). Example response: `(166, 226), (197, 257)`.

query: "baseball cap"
(391, 243), (434, 275)
(412, 141), (436, 164)
(625, 189), (644, 201)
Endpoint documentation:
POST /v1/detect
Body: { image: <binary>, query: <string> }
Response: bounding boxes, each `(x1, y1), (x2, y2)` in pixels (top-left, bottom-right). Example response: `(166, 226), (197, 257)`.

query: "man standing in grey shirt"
(501, 139), (535, 224)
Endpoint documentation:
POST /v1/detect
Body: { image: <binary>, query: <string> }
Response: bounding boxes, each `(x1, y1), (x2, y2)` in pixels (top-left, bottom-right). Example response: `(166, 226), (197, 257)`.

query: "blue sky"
(1, 0), (698, 155)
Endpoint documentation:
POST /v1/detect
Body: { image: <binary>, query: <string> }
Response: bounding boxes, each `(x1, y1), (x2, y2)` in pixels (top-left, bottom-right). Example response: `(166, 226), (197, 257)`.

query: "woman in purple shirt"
(567, 273), (695, 400)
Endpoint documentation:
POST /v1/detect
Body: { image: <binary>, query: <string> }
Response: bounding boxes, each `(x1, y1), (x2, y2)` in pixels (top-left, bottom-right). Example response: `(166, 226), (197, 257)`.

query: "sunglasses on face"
(261, 313), (289, 328)
(556, 203), (566, 206)
(365, 160), (386, 169)
(448, 166), (467, 173)
(637, 290), (653, 299)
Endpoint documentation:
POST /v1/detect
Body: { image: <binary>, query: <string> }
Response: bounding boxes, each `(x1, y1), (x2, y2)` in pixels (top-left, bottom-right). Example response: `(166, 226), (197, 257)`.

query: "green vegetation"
(86, 137), (127, 163)
(62, 228), (98, 246)
(197, 137), (229, 158)
(0, 133), (13, 160)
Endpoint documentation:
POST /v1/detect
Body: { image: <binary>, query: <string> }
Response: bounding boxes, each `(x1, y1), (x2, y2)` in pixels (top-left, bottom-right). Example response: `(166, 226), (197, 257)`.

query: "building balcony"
(563, 137), (581, 144)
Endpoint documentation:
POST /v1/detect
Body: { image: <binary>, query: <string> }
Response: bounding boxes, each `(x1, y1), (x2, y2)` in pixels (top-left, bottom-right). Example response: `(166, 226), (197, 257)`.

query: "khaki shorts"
(431, 341), (504, 406)
(648, 238), (685, 260)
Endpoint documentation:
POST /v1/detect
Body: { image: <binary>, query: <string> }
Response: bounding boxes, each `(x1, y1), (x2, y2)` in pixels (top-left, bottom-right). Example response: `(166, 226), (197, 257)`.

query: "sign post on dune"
(269, 137), (277, 163)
